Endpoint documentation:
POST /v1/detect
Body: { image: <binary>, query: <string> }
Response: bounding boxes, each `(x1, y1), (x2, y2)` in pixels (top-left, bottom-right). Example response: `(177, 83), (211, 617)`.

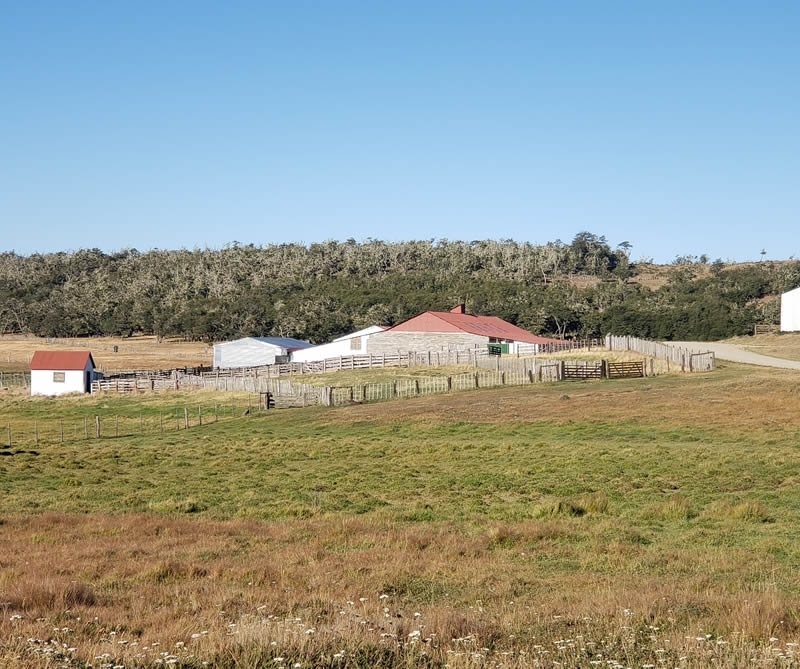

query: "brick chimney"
(450, 304), (466, 314)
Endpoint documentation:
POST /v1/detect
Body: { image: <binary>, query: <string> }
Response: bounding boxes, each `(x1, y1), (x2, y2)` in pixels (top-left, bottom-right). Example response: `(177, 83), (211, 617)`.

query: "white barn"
(781, 286), (800, 332)
(30, 350), (97, 396)
(290, 326), (386, 363)
(213, 336), (313, 369)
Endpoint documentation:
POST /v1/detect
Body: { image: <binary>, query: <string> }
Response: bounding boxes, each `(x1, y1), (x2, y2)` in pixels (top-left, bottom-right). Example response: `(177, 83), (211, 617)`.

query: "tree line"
(1, 233), (797, 343)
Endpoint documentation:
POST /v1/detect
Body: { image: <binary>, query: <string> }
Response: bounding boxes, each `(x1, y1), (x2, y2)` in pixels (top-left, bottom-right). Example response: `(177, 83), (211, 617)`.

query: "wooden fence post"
(115, 415), (118, 438)
(184, 407), (189, 429)
(95, 416), (100, 439)
(7, 423), (11, 447)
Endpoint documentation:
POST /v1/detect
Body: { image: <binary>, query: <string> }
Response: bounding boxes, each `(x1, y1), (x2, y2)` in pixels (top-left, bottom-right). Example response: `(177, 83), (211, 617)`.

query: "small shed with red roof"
(30, 351), (97, 396)
(368, 305), (561, 355)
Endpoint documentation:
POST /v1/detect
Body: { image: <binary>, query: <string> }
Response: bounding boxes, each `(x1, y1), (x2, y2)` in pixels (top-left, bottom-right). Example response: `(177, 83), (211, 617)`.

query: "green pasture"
(3, 369), (800, 594)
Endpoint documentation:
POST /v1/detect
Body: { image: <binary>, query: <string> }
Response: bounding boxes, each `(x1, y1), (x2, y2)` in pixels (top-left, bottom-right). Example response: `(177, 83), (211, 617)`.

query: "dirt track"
(670, 341), (800, 370)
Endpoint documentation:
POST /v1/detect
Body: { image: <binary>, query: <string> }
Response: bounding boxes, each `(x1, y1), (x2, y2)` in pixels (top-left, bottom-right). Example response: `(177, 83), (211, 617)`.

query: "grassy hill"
(3, 362), (800, 667)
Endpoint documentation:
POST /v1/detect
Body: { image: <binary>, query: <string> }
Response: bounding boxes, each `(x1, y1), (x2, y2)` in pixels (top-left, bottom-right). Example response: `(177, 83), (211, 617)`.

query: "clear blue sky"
(2, 1), (798, 263)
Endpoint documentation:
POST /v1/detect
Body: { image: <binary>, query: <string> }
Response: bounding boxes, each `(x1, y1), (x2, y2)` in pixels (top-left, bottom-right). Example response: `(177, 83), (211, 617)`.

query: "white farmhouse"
(290, 325), (386, 363)
(212, 336), (313, 369)
(30, 350), (97, 396)
(781, 286), (800, 332)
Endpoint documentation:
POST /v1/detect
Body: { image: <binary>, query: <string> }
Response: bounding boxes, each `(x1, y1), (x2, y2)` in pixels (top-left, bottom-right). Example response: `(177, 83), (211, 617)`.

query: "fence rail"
(1, 399), (260, 450)
(6, 335), (713, 411)
(753, 323), (779, 335)
(607, 361), (645, 379)
(0, 371), (31, 388)
(605, 335), (714, 372)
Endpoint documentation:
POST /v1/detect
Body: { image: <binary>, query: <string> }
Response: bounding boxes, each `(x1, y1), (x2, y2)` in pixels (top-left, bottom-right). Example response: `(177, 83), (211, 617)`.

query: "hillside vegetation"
(2, 234), (798, 342)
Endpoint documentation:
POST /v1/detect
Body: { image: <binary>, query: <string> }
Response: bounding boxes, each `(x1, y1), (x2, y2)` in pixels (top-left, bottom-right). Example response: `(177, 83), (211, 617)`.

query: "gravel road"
(669, 341), (800, 370)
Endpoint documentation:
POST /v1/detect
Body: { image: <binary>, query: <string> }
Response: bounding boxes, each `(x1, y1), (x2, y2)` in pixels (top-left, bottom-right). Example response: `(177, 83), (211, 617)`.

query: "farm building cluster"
(28, 306), (561, 395)
(212, 305), (560, 370)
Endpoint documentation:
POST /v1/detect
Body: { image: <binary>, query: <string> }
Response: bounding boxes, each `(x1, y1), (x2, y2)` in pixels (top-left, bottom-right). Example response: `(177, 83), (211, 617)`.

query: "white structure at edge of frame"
(781, 286), (800, 332)
(290, 325), (386, 363)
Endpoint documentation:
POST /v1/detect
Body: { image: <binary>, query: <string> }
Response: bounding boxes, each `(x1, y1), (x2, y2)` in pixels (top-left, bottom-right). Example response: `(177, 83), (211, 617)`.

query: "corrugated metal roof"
(30, 350), (95, 370)
(251, 336), (314, 350)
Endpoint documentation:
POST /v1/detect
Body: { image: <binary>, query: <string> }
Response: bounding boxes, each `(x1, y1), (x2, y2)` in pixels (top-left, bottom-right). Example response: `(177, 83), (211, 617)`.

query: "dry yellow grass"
(1, 364), (800, 667)
(1, 512), (798, 668)
(0, 335), (211, 372)
(726, 332), (800, 362)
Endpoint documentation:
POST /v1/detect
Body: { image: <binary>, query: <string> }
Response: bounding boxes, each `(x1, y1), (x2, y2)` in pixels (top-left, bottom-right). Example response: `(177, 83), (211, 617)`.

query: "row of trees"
(1, 234), (797, 342)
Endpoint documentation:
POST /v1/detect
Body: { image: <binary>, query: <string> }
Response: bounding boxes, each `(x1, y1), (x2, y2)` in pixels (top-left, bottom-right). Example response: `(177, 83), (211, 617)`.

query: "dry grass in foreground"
(4, 365), (800, 667)
(1, 513), (799, 669)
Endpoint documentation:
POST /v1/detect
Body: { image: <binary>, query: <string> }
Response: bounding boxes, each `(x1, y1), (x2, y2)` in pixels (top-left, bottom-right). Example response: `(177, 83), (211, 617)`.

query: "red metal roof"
(387, 311), (562, 344)
(30, 350), (95, 371)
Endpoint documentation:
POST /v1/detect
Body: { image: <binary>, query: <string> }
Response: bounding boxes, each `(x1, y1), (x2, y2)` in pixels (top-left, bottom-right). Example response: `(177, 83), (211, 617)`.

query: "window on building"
(53, 372), (65, 383)
(350, 337), (362, 351)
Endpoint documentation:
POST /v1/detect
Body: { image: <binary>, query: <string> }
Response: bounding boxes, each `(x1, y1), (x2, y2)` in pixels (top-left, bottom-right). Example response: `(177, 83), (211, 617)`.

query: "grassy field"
(727, 332), (800, 362)
(3, 361), (800, 667)
(0, 334), (211, 373)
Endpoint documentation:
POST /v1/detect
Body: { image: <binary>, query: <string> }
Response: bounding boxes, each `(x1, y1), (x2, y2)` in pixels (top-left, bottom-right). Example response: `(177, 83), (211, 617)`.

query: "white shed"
(212, 336), (313, 369)
(781, 286), (800, 332)
(290, 326), (386, 363)
(30, 350), (97, 396)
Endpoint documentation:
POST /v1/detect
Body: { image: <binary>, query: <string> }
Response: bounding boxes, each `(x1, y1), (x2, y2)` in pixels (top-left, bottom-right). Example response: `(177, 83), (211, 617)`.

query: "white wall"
(213, 338), (284, 368)
(31, 367), (92, 396)
(781, 287), (800, 332)
(291, 326), (384, 363)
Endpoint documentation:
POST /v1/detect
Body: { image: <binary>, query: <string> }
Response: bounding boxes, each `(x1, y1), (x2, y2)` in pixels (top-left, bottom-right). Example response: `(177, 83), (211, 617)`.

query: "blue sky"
(2, 1), (798, 263)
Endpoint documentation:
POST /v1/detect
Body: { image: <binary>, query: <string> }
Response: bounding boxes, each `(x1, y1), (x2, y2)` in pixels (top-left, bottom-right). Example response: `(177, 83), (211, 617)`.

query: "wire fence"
(1, 398), (263, 450)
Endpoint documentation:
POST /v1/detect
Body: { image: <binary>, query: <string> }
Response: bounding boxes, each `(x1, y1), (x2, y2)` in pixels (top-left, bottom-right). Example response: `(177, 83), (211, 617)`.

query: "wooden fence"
(605, 335), (714, 372)
(560, 360), (645, 381)
(193, 359), (651, 406)
(0, 371), (30, 388)
(753, 323), (779, 335)
(607, 361), (645, 379)
(561, 361), (605, 380)
(4, 334), (713, 409)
